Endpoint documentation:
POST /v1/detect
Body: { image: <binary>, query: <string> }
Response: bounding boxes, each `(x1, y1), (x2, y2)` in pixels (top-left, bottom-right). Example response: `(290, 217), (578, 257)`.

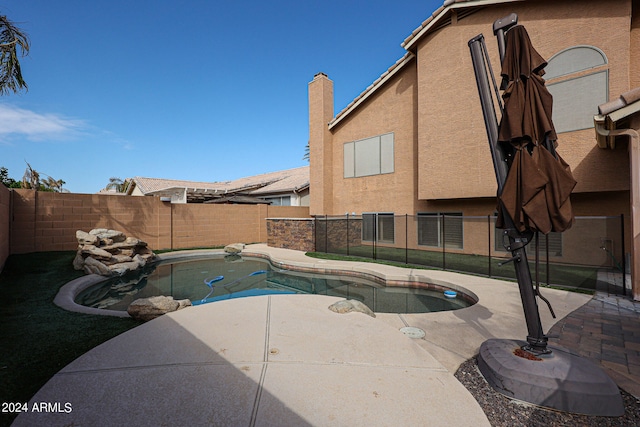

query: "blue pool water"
(75, 255), (473, 314)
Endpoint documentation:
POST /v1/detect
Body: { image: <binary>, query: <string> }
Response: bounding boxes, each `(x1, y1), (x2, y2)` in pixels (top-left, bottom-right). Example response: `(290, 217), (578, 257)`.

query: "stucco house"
(308, 0), (640, 297)
(125, 166), (309, 206)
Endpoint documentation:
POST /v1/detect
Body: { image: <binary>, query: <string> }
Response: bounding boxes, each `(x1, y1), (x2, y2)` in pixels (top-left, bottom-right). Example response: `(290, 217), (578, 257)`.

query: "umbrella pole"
(466, 17), (624, 416)
(469, 27), (549, 355)
(498, 219), (548, 353)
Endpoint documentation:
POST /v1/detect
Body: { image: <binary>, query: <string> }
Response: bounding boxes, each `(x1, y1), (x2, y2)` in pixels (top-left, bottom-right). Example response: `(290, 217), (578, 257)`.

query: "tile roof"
(131, 177), (229, 194)
(594, 87), (640, 149)
(129, 166), (309, 203)
(598, 87), (640, 116)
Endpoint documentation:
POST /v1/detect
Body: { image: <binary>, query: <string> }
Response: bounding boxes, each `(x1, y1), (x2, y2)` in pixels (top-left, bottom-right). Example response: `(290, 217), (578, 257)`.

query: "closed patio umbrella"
(497, 25), (576, 234)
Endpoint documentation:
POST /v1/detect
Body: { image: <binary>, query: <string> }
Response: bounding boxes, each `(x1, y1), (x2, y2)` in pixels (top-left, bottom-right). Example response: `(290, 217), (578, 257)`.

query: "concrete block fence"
(0, 188), (311, 271)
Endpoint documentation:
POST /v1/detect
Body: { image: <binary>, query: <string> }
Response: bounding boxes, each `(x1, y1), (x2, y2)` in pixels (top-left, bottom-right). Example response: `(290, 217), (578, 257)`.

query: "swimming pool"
(75, 255), (474, 314)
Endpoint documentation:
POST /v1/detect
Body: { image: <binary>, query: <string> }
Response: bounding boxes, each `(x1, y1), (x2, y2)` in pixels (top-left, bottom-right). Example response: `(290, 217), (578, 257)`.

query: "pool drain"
(400, 327), (425, 339)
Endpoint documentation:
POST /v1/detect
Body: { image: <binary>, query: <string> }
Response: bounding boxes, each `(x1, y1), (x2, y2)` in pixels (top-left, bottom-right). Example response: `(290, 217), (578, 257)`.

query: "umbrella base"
(477, 338), (624, 416)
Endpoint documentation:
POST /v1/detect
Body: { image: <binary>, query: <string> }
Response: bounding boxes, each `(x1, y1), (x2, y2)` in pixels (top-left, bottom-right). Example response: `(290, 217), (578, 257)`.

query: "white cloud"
(0, 104), (86, 141)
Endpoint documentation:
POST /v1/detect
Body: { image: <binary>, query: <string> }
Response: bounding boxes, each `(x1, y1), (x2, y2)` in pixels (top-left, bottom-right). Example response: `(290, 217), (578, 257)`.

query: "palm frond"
(0, 15), (29, 95)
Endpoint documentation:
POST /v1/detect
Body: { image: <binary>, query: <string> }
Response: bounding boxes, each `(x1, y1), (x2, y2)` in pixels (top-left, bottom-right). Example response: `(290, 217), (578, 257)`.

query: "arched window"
(545, 46), (608, 133)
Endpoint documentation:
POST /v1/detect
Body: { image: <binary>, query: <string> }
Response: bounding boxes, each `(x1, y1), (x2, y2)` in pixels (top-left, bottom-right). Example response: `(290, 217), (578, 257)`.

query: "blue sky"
(0, 0), (442, 193)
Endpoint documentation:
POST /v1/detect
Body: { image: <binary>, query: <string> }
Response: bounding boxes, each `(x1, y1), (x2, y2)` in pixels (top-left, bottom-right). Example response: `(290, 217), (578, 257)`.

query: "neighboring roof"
(329, 0), (522, 129)
(129, 177), (226, 195)
(594, 87), (640, 149)
(128, 166), (309, 203)
(204, 195), (271, 205)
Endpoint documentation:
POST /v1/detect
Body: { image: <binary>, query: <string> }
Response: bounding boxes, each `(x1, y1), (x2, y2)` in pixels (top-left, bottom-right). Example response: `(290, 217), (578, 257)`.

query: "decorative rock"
(125, 236), (146, 246)
(177, 299), (192, 310)
(73, 251), (85, 270)
(89, 228), (126, 243)
(127, 296), (191, 321)
(73, 228), (156, 277)
(108, 259), (143, 276)
(328, 299), (376, 318)
(83, 256), (113, 276)
(76, 230), (98, 246)
(224, 243), (245, 254)
(104, 254), (134, 265)
(81, 245), (113, 261)
(133, 254), (146, 267)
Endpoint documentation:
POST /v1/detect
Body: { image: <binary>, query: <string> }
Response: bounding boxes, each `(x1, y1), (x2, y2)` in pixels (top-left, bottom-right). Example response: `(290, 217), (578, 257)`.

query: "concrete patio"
(14, 244), (635, 426)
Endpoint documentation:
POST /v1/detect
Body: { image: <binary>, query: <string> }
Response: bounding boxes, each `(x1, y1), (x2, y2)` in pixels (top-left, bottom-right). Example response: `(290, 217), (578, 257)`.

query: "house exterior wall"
(417, 0), (632, 201)
(632, 0), (640, 88)
(5, 190), (310, 254)
(309, 0), (634, 225)
(330, 60), (418, 215)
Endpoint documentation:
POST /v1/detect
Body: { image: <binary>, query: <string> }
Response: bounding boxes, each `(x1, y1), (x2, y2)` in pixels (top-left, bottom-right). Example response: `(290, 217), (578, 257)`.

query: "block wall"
(6, 190), (310, 254)
(0, 185), (9, 271)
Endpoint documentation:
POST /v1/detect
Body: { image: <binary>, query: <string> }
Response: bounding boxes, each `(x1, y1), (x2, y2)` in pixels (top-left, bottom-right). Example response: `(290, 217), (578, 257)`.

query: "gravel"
(455, 357), (640, 427)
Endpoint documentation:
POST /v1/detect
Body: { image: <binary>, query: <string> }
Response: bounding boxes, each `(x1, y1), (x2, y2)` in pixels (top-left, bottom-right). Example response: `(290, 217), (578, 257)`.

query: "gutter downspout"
(594, 122), (640, 300)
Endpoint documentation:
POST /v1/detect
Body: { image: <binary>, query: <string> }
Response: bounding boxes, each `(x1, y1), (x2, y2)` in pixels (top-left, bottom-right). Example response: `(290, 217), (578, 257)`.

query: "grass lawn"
(0, 251), (142, 427)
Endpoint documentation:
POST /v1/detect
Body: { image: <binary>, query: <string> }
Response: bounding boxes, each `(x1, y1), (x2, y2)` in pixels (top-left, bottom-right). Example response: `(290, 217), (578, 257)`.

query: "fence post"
(488, 215), (492, 277)
(621, 213), (626, 296)
(442, 213), (446, 270)
(405, 214), (409, 265)
(325, 215), (329, 254)
(546, 234), (550, 286)
(373, 215), (377, 260)
(346, 214), (350, 256)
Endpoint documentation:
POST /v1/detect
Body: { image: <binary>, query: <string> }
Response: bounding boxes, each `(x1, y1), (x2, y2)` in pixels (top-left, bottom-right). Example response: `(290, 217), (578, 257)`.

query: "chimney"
(308, 72), (334, 216)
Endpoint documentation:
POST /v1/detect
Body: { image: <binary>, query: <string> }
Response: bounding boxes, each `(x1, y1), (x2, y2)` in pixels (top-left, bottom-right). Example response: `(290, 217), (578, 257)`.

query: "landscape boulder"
(328, 299), (376, 318)
(73, 228), (156, 277)
(224, 243), (245, 254)
(127, 296), (192, 322)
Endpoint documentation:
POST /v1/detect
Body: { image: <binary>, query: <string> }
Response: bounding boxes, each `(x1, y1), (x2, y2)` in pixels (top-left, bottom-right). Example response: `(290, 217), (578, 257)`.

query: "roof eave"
(329, 53), (415, 130)
(401, 0), (524, 52)
(594, 102), (640, 150)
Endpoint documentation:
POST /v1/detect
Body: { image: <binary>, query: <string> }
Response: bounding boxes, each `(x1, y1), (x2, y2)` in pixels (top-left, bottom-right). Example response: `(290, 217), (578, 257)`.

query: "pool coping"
(54, 247), (479, 317)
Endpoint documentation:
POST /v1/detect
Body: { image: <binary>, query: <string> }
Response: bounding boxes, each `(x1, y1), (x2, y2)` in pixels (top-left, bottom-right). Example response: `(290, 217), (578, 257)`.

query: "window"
(417, 213), (463, 249)
(494, 227), (563, 257)
(545, 46), (608, 133)
(263, 196), (291, 206)
(363, 213), (395, 243)
(344, 133), (394, 178)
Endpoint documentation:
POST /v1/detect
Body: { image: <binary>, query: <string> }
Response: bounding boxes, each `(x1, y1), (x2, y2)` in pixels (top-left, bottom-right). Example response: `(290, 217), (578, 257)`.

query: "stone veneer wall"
(266, 218), (315, 252)
(314, 217), (362, 252)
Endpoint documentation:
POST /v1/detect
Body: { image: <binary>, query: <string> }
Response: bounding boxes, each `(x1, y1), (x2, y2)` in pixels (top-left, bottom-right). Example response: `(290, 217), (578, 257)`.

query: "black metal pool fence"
(313, 214), (628, 295)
